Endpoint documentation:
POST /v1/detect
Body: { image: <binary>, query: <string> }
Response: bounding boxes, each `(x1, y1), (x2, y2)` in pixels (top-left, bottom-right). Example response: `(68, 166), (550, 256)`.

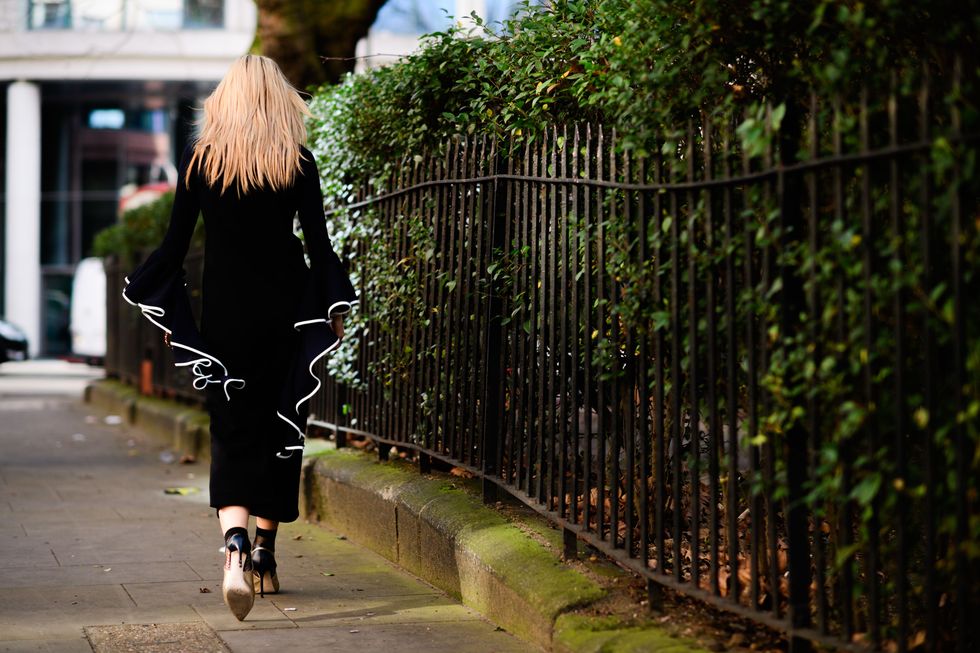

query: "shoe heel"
(222, 535), (255, 621)
(251, 545), (280, 597)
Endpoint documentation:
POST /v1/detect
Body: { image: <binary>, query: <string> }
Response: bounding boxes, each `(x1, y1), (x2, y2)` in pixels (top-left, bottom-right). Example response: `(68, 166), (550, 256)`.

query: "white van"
(70, 257), (106, 364)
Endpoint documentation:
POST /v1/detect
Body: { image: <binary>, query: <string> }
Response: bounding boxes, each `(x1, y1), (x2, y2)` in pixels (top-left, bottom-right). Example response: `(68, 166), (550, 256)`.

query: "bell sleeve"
(122, 143), (245, 399)
(274, 149), (358, 458)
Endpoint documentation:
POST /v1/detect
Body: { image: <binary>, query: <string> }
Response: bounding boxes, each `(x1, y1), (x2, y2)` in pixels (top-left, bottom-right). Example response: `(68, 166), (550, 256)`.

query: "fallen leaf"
(163, 487), (199, 496)
(199, 587), (211, 593)
(321, 572), (334, 576)
(349, 630), (359, 634)
(909, 630), (927, 649)
(292, 534), (303, 541)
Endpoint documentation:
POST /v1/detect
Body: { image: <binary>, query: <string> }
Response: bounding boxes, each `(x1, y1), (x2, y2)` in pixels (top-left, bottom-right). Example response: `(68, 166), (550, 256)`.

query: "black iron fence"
(307, 81), (978, 652)
(106, 74), (978, 652)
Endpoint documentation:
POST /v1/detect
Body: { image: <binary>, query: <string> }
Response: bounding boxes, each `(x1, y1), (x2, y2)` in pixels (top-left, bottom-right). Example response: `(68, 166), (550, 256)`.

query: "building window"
(27, 0), (71, 29)
(184, 0), (223, 28)
(26, 1), (226, 31)
(87, 108), (126, 130)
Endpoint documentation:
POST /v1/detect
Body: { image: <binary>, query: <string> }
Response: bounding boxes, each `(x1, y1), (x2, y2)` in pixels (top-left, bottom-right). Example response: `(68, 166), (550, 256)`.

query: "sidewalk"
(0, 364), (526, 652)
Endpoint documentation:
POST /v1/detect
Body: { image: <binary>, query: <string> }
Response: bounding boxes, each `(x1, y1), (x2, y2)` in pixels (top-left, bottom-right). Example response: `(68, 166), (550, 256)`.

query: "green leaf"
(850, 475), (881, 506)
(770, 103), (786, 131)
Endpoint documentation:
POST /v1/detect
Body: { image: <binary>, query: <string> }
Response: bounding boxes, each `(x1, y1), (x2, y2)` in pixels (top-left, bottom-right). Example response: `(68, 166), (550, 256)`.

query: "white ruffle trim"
(125, 278), (355, 460)
(122, 279), (246, 400)
(274, 312), (349, 459)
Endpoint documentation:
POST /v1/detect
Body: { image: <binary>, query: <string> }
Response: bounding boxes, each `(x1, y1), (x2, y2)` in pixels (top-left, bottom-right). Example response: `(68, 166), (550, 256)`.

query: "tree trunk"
(254, 0), (388, 91)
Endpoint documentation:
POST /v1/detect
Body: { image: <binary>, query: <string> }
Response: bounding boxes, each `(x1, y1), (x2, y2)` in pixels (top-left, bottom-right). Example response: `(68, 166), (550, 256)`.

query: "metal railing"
(307, 84), (978, 652)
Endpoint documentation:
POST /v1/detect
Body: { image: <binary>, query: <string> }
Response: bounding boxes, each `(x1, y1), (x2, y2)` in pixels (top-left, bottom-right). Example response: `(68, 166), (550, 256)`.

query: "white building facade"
(0, 0), (256, 356)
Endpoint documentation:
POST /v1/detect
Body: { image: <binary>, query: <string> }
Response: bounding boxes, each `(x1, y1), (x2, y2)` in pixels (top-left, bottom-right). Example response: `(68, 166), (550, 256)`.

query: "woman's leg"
(252, 516), (280, 596)
(255, 517), (278, 532)
(218, 505), (250, 534)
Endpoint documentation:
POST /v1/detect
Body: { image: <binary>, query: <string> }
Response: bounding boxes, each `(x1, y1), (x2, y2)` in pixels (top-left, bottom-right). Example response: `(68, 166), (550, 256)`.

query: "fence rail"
(107, 75), (978, 653)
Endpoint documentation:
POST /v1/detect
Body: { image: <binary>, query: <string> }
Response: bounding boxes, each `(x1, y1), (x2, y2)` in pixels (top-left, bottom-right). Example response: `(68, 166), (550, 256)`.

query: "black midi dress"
(122, 143), (357, 522)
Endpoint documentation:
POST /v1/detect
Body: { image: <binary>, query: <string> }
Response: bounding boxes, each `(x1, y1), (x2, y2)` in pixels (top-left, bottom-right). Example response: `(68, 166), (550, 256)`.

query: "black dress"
(122, 143), (357, 522)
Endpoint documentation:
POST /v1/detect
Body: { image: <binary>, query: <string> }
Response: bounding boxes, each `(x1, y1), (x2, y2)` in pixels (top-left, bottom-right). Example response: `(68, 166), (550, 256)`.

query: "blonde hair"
(186, 54), (312, 195)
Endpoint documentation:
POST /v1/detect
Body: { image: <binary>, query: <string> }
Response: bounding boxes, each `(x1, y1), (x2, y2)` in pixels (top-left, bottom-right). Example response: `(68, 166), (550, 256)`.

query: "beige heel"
(222, 546), (255, 620)
(253, 568), (280, 596)
(251, 545), (280, 597)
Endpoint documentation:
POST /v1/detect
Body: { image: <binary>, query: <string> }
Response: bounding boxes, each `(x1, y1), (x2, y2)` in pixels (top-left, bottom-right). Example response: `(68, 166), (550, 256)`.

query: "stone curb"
(85, 379), (210, 462)
(302, 448), (606, 650)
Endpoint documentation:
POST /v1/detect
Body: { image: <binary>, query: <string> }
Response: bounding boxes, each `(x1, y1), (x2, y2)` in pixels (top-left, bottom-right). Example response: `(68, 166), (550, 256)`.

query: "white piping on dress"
(125, 278), (353, 458)
(293, 319), (344, 413)
(293, 299), (355, 330)
(273, 316), (347, 457)
(275, 445), (305, 460)
(223, 378), (246, 401)
(121, 283), (245, 397)
(122, 283), (173, 334)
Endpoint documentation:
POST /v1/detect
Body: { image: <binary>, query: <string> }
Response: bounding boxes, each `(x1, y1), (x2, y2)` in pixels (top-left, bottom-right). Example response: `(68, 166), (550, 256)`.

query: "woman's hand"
(331, 314), (345, 340)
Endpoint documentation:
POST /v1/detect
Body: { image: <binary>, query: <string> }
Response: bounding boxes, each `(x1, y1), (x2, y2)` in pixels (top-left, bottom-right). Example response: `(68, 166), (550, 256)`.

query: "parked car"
(0, 317), (29, 363)
(70, 257), (107, 365)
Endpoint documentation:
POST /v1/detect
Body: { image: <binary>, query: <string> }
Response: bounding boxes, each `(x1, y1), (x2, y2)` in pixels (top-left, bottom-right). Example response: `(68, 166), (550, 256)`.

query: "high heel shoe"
(251, 545), (280, 597)
(222, 532), (255, 620)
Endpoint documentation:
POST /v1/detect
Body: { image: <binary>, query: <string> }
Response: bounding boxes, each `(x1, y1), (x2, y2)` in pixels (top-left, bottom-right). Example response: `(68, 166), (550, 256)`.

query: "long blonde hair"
(186, 54), (312, 195)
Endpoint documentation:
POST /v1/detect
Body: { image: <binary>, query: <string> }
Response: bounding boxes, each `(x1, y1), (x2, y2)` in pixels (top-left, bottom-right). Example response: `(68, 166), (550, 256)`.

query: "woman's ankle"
(254, 526), (277, 551)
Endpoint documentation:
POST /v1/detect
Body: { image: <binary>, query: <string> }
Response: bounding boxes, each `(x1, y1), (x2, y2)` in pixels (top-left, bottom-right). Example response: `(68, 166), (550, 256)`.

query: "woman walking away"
(122, 54), (357, 621)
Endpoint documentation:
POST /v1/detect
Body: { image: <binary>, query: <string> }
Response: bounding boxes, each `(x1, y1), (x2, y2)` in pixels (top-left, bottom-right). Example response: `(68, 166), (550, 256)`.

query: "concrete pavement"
(0, 361), (527, 652)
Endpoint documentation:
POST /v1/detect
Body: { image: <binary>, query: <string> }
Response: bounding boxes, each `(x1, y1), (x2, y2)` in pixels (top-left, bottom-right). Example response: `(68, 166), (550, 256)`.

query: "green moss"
(462, 520), (604, 616)
(554, 614), (713, 653)
(585, 559), (626, 580)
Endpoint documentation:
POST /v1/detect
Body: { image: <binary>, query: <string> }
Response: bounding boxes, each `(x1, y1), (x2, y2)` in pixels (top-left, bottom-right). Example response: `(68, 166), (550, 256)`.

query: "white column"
(4, 81), (41, 357)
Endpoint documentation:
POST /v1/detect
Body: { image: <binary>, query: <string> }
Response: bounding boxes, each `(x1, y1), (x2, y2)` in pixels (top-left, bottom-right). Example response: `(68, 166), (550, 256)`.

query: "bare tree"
(254, 0), (388, 91)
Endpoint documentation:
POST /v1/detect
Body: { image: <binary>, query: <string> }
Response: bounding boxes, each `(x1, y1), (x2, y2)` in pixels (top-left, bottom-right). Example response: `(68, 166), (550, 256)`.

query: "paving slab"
(191, 602), (297, 632)
(0, 637), (94, 653)
(0, 369), (528, 652)
(85, 623), (229, 653)
(0, 606), (200, 640)
(270, 591), (481, 627)
(0, 562), (202, 589)
(217, 620), (528, 653)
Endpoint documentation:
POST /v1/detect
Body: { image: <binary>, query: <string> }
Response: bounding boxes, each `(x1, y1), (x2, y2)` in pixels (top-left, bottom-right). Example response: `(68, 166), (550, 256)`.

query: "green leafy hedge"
(308, 0), (978, 190)
(92, 192), (204, 265)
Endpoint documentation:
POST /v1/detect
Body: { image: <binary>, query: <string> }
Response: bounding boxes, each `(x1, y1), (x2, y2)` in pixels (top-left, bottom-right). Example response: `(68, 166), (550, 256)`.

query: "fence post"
(104, 256), (118, 378)
(335, 385), (348, 449)
(480, 149), (507, 504)
(778, 102), (813, 653)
